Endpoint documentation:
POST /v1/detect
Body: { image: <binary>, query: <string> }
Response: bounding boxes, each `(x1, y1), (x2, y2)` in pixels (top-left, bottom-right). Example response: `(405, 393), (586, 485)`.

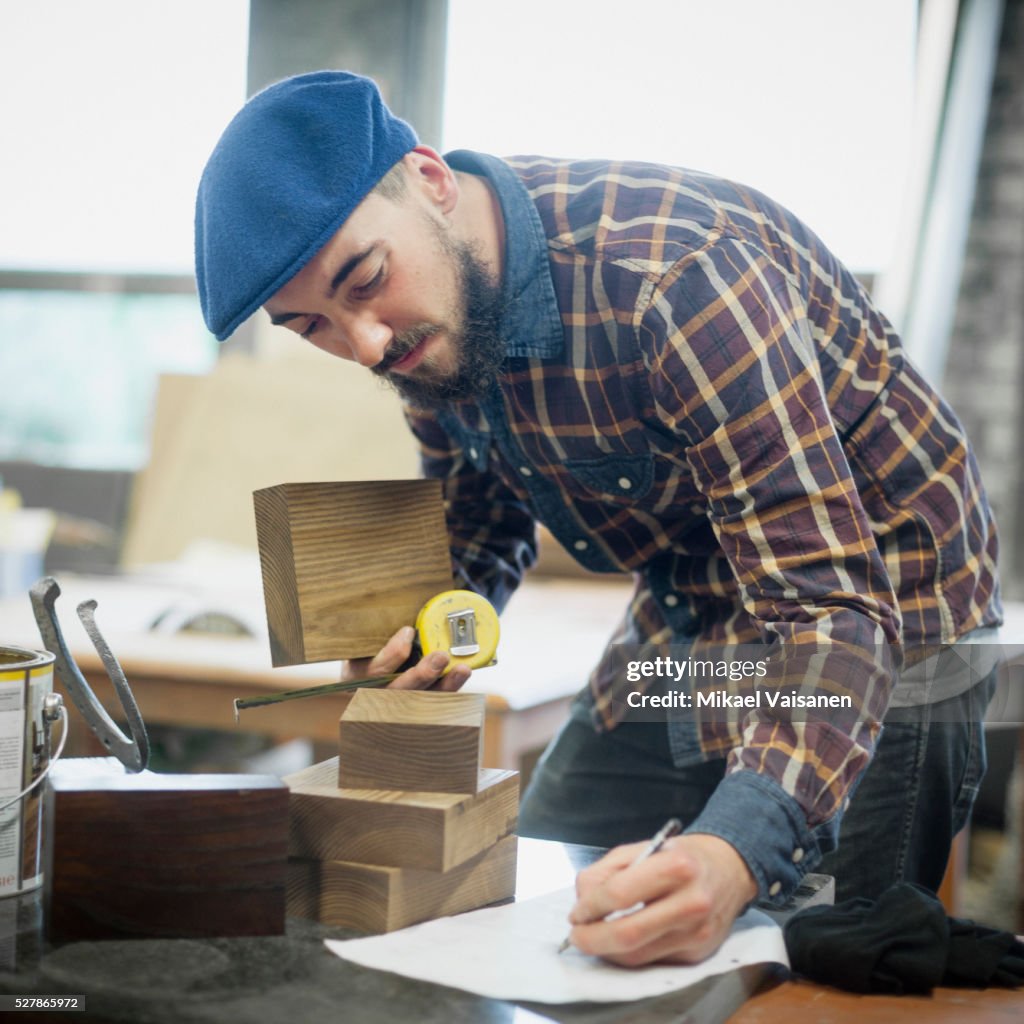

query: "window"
(0, 283), (216, 468)
(443, 0), (917, 275)
(0, 1), (249, 470)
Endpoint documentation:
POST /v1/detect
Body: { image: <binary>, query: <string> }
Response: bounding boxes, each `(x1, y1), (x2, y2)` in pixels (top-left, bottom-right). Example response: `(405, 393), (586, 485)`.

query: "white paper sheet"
(325, 886), (789, 1004)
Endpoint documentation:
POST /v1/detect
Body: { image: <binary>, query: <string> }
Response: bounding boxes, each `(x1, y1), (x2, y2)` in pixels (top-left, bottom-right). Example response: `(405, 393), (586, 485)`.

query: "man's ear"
(403, 145), (459, 214)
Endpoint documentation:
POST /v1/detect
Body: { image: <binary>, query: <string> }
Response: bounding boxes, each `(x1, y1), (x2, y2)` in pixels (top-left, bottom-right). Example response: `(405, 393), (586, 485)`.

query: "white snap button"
(768, 881), (782, 897)
(663, 594), (679, 608)
(618, 477), (633, 490)
(468, 447), (478, 460)
(519, 466), (533, 477)
(573, 539), (589, 551)
(792, 848), (804, 864)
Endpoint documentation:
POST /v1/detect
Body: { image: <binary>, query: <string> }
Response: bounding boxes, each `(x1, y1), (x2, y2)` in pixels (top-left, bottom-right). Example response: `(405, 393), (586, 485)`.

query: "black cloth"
(783, 883), (1024, 994)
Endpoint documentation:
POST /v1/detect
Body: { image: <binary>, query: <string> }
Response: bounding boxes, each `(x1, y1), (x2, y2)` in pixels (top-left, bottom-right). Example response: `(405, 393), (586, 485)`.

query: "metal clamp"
(446, 608), (480, 657)
(30, 576), (149, 773)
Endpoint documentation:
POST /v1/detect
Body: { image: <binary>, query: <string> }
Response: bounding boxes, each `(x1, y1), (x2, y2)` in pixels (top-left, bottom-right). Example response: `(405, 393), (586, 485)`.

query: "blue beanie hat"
(195, 71), (418, 340)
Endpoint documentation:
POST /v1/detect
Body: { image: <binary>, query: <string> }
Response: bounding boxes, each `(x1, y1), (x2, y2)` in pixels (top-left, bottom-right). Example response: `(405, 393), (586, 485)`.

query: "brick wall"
(943, 0), (1024, 599)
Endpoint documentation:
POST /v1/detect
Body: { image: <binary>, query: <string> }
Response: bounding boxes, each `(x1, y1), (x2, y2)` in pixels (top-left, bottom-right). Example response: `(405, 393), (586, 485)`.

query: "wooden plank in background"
(337, 689), (485, 794)
(287, 834), (518, 933)
(285, 757), (519, 871)
(254, 479), (453, 665)
(121, 351), (420, 568)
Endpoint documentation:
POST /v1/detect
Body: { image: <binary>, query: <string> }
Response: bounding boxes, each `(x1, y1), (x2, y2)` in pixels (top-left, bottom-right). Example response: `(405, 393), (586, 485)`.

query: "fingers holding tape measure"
(342, 625), (418, 681)
(378, 629), (462, 692)
(386, 651), (469, 692)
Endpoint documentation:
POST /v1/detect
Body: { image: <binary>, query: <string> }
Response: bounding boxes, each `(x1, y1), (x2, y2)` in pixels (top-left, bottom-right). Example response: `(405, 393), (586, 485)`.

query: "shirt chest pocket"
(562, 452), (655, 502)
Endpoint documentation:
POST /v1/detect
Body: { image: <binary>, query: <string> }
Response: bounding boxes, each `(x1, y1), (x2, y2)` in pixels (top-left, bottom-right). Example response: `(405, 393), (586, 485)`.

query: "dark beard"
(371, 239), (507, 410)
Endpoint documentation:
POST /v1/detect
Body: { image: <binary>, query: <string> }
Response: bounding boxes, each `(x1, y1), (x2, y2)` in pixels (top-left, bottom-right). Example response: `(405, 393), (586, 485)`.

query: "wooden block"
(287, 834), (518, 933)
(285, 756), (519, 871)
(253, 479), (453, 666)
(44, 758), (288, 943)
(337, 689), (485, 794)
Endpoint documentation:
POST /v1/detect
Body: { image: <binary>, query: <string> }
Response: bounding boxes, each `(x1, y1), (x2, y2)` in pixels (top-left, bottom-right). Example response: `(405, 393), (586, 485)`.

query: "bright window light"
(2, 0), (249, 275)
(444, 0), (917, 273)
(0, 2), (247, 468)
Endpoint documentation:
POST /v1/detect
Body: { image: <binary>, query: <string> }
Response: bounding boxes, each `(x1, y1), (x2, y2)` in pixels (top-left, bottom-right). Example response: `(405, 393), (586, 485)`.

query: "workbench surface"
(2, 838), (1022, 1023)
(0, 839), (767, 1024)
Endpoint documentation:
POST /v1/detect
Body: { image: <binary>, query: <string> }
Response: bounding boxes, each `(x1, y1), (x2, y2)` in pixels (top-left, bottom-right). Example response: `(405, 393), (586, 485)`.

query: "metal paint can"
(0, 645), (55, 897)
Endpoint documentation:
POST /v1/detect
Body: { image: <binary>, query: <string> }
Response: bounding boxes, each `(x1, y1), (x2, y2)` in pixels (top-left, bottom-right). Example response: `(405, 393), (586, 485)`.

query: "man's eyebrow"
(268, 243), (385, 323)
(267, 243), (381, 327)
(329, 243), (379, 293)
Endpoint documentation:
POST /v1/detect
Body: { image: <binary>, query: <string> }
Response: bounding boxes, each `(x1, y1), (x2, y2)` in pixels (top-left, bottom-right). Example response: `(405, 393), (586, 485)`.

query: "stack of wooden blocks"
(254, 479), (520, 933)
(283, 686), (520, 933)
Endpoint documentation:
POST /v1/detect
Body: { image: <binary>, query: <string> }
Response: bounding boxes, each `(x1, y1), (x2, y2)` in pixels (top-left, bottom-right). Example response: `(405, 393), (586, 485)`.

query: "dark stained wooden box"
(44, 758), (289, 943)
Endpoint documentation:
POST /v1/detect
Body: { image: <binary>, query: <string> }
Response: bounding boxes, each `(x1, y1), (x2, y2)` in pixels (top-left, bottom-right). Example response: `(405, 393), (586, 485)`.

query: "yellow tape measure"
(233, 590), (499, 716)
(415, 589), (500, 673)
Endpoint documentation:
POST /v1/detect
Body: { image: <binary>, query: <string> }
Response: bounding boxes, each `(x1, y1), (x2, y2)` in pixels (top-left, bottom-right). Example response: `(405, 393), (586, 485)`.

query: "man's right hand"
(339, 625), (472, 692)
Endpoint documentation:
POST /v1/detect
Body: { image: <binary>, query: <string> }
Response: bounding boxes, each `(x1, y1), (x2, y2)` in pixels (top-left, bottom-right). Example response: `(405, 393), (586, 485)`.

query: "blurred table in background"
(0, 569), (632, 775)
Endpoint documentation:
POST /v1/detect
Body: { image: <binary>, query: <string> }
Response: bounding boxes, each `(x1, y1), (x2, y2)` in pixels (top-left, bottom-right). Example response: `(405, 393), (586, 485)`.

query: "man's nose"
(344, 315), (392, 368)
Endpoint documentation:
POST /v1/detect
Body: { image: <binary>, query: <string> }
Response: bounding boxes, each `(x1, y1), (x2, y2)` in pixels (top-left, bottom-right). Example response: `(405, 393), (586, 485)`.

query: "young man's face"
(263, 180), (505, 408)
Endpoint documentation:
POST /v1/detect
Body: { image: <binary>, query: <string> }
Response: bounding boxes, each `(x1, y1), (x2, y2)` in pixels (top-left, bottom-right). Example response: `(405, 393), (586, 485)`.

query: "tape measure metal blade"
(415, 590), (499, 672)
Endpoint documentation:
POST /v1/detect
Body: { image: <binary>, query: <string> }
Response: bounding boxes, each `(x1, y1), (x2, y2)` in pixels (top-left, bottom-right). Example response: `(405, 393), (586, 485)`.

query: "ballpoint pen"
(557, 817), (683, 954)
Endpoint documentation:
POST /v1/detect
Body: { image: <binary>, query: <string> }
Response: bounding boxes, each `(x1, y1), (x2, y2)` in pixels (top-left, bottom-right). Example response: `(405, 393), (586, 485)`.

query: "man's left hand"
(566, 833), (758, 965)
(339, 626), (472, 692)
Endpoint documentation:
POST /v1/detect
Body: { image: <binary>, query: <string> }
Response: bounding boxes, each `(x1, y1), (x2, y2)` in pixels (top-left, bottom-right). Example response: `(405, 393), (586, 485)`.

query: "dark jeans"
(518, 669), (997, 901)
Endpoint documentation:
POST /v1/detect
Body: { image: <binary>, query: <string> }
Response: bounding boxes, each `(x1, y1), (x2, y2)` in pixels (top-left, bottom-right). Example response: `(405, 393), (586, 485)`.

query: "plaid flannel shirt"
(403, 151), (1001, 900)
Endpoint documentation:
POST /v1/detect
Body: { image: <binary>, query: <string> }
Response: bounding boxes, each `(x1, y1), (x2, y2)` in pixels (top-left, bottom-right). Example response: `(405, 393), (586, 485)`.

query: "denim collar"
(444, 149), (564, 359)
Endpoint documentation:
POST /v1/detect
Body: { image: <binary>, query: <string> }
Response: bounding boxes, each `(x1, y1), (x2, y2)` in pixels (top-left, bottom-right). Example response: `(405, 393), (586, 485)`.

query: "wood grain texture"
(253, 479), (452, 666)
(252, 484), (302, 668)
(44, 759), (288, 942)
(284, 756), (519, 871)
(731, 975), (1024, 1024)
(337, 689), (485, 794)
(287, 834), (518, 933)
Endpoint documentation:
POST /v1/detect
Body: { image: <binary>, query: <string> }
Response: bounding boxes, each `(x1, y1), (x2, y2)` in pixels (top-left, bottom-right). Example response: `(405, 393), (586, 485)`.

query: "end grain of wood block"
(337, 689), (485, 794)
(285, 756), (519, 871)
(287, 834), (518, 933)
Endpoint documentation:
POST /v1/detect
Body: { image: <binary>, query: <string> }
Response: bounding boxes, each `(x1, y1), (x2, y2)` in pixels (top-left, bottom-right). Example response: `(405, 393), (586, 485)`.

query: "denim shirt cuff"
(684, 770), (836, 906)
